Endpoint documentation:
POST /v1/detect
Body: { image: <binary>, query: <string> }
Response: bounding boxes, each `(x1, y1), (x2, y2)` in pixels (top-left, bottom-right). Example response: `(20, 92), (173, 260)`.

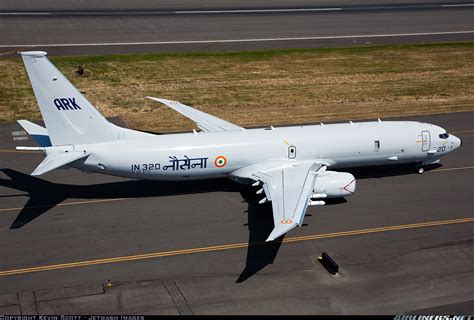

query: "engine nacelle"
(313, 170), (356, 198)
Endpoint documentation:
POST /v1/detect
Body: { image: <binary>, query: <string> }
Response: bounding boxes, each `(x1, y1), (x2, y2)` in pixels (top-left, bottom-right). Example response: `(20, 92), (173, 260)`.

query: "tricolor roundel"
(214, 156), (227, 168)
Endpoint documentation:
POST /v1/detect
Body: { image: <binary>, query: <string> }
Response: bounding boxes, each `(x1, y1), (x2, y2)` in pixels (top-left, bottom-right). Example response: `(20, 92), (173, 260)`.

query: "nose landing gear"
(415, 162), (424, 174)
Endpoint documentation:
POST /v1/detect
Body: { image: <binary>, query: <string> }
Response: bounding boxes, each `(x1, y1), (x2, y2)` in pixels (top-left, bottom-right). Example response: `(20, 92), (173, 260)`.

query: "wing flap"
(147, 97), (244, 132)
(31, 151), (89, 176)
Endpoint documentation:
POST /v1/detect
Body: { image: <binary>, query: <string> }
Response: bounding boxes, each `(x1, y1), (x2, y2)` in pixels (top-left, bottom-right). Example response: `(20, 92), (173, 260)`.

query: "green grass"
(1, 42), (473, 132)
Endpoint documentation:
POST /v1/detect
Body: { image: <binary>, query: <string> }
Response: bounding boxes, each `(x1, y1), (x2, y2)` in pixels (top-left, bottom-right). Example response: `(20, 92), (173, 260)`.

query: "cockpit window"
(439, 133), (449, 139)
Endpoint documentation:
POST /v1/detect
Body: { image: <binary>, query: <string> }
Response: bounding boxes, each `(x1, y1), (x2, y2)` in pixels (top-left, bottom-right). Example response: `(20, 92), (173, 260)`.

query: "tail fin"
(20, 51), (120, 146)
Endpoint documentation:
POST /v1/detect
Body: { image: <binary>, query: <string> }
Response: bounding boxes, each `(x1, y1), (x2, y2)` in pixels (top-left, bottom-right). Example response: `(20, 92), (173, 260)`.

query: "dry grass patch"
(0, 43), (473, 132)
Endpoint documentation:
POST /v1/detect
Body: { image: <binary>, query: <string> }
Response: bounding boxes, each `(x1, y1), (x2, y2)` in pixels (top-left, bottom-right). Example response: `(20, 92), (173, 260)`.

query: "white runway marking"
(175, 8), (342, 14)
(442, 3), (474, 7)
(1, 31), (473, 48)
(0, 3), (471, 16)
(0, 12), (50, 15)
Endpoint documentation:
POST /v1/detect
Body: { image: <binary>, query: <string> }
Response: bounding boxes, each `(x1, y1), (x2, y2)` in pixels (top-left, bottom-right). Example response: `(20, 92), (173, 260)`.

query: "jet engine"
(312, 170), (356, 198)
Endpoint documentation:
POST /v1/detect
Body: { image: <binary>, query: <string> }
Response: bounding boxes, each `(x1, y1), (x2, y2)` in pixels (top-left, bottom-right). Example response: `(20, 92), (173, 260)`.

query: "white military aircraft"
(16, 51), (461, 241)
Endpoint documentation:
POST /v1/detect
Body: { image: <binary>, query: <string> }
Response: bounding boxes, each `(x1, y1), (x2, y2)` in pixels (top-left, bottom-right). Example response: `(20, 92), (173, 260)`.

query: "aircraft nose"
(453, 135), (461, 149)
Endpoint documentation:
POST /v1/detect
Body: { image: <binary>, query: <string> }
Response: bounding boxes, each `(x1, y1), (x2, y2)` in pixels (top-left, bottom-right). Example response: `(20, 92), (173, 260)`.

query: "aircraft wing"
(147, 97), (244, 132)
(240, 161), (325, 241)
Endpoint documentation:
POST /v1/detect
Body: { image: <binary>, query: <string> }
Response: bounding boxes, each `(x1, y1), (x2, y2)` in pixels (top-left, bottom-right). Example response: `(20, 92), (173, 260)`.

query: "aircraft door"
(421, 130), (430, 152)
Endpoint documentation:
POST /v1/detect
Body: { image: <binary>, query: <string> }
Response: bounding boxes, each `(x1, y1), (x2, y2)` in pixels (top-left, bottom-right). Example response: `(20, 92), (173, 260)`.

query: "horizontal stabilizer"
(16, 146), (45, 151)
(17, 120), (52, 147)
(31, 151), (89, 176)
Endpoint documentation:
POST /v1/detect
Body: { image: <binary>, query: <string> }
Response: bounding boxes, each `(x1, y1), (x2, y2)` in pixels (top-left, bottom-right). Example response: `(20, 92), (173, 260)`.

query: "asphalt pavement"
(0, 112), (472, 314)
(0, 0), (473, 55)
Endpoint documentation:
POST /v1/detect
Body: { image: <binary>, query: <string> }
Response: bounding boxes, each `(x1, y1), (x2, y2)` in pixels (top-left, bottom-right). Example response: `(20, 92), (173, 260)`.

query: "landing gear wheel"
(418, 167), (424, 174)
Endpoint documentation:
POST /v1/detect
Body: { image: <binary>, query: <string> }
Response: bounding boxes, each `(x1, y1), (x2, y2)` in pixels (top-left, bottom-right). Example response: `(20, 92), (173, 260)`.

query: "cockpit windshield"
(439, 133), (449, 139)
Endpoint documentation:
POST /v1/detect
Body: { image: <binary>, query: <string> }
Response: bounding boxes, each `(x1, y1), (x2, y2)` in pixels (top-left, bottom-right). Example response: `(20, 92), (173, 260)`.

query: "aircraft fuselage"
(65, 120), (460, 181)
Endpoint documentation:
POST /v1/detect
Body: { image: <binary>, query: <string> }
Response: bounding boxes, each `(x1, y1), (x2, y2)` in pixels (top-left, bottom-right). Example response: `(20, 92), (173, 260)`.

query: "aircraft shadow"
(1, 163), (436, 281)
(0, 168), (241, 229)
(236, 187), (284, 283)
(344, 163), (442, 179)
(1, 168), (285, 282)
(232, 162), (442, 282)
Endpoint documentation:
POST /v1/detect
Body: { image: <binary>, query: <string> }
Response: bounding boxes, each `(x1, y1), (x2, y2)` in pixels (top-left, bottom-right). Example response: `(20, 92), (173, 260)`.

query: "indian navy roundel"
(214, 156), (227, 168)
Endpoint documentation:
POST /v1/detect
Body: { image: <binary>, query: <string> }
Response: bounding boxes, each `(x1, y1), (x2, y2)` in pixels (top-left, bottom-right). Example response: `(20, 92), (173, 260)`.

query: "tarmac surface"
(0, 112), (473, 314)
(0, 0), (473, 55)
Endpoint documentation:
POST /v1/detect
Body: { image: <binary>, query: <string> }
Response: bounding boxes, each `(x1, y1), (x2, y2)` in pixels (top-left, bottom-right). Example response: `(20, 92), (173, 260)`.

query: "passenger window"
(374, 140), (380, 151)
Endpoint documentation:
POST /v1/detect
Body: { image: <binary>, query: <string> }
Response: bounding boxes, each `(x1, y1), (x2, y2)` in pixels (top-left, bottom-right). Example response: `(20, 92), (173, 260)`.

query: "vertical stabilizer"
(20, 51), (120, 146)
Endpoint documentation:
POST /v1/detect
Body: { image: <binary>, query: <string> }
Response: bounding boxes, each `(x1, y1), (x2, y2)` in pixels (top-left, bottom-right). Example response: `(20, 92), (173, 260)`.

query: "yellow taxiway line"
(0, 216), (472, 277)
